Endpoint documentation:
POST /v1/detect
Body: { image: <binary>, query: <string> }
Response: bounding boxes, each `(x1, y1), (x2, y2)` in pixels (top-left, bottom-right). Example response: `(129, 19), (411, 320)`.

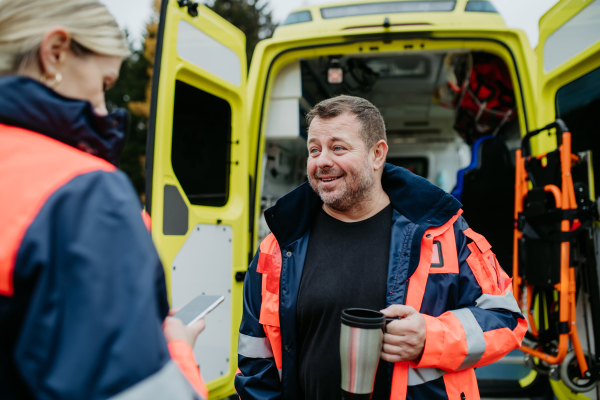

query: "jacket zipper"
(401, 279), (410, 305)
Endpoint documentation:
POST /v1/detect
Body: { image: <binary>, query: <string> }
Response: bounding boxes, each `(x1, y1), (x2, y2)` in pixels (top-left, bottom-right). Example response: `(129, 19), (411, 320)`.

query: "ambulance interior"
(259, 50), (520, 269)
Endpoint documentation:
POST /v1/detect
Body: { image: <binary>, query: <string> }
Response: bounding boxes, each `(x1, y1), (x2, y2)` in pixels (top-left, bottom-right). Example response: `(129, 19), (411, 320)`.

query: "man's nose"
(316, 149), (333, 169)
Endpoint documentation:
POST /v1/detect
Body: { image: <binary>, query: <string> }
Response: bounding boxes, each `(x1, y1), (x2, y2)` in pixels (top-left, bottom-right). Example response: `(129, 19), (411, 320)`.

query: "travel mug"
(340, 308), (386, 400)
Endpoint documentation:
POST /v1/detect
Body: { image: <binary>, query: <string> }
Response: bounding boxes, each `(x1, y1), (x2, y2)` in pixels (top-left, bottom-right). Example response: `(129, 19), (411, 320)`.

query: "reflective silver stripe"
(451, 308), (486, 370)
(278, 369), (282, 381)
(407, 366), (446, 386)
(474, 291), (521, 314)
(110, 361), (201, 400)
(238, 332), (274, 358)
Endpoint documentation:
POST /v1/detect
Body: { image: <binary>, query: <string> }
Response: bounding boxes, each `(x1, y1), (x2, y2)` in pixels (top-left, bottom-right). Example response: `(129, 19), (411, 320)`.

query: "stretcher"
(513, 119), (600, 393)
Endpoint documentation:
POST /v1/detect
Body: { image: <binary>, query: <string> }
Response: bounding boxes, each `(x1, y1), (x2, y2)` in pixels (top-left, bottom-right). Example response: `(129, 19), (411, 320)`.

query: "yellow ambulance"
(144, 0), (600, 397)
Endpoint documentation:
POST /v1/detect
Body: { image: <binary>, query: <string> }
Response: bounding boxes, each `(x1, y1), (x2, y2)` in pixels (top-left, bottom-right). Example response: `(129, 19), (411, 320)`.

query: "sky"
(100, 0), (558, 50)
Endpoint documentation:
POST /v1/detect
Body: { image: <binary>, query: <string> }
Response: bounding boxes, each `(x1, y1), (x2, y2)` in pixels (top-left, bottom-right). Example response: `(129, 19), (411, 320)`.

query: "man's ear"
(38, 28), (71, 77)
(372, 139), (389, 171)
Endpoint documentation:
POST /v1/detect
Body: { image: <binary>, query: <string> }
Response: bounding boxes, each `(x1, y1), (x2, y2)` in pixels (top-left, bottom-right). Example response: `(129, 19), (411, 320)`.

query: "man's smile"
(320, 176), (341, 183)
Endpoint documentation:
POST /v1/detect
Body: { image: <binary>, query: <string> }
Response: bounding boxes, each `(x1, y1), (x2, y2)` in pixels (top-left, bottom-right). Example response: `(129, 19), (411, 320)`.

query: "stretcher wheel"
(522, 339), (557, 375)
(524, 352), (552, 375)
(559, 351), (597, 393)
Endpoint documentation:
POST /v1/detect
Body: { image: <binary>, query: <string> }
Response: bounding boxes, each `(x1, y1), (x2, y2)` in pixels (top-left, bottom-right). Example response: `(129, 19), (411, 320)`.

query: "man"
(234, 95), (526, 400)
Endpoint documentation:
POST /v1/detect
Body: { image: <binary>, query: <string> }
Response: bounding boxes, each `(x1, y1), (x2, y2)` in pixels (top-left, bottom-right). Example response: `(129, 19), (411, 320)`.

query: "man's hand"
(380, 305), (426, 363)
(163, 309), (206, 349)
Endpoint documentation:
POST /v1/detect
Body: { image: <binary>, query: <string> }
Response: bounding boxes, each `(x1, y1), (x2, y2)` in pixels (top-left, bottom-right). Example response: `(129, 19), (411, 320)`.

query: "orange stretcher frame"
(512, 122), (588, 376)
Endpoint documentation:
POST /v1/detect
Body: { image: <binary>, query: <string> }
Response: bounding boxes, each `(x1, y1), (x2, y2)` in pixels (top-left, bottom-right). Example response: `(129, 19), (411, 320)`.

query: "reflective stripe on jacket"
(235, 164), (526, 400)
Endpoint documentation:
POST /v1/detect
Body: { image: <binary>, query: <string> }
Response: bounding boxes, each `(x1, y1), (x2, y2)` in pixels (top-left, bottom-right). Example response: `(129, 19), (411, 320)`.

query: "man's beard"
(308, 158), (375, 212)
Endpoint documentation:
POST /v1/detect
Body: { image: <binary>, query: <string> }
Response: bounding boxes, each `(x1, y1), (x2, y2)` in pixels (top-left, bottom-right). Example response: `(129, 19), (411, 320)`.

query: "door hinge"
(177, 0), (198, 17)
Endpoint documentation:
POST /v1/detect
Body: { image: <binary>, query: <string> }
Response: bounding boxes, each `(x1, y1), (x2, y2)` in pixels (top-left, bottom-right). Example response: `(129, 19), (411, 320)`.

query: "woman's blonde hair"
(0, 0), (131, 75)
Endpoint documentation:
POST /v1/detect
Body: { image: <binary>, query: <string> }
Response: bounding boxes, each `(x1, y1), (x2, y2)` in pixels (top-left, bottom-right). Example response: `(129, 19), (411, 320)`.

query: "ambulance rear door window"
(556, 66), (600, 194)
(171, 80), (232, 207)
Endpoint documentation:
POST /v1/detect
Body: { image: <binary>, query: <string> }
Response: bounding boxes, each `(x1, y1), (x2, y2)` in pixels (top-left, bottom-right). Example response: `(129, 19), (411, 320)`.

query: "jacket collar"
(0, 75), (127, 165)
(265, 163), (462, 248)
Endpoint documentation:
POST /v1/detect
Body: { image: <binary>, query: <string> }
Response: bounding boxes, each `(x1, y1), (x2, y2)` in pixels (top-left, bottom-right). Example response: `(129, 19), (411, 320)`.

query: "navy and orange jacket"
(235, 164), (527, 400)
(0, 76), (207, 400)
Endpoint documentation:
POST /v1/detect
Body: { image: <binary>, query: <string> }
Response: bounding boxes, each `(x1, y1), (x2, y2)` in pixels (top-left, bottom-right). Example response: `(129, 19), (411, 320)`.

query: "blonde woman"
(0, 1), (208, 399)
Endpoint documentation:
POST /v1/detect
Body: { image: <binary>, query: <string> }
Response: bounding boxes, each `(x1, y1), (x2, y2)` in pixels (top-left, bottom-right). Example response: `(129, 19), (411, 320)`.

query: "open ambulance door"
(145, 0), (248, 397)
(535, 1), (600, 398)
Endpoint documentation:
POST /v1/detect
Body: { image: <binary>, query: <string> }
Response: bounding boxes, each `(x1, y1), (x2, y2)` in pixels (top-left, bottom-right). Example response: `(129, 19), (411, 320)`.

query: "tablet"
(173, 295), (225, 326)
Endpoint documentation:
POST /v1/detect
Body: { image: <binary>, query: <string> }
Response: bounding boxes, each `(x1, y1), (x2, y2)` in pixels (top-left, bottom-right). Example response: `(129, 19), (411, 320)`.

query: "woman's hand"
(163, 310), (206, 349)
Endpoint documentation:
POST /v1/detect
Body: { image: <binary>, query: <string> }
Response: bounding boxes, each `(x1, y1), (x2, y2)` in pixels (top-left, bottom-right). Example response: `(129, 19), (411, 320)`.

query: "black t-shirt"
(296, 204), (393, 400)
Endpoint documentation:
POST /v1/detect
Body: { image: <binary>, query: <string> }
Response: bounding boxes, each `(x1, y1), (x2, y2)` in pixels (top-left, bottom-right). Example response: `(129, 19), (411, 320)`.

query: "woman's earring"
(40, 72), (62, 88)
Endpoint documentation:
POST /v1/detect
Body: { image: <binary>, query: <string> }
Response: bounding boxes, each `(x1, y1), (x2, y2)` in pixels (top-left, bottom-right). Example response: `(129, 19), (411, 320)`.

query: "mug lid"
(341, 308), (385, 329)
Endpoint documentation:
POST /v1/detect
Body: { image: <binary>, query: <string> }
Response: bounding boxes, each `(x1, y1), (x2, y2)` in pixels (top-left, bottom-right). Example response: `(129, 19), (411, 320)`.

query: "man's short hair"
(306, 95), (387, 150)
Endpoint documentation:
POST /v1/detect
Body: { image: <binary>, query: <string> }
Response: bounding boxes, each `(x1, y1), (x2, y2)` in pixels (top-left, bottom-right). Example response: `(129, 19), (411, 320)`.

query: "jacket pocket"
(443, 369), (480, 400)
(463, 228), (504, 295)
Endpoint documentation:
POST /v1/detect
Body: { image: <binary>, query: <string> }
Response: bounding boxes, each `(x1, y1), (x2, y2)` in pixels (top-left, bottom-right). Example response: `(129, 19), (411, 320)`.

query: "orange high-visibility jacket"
(0, 76), (207, 400)
(235, 164), (527, 400)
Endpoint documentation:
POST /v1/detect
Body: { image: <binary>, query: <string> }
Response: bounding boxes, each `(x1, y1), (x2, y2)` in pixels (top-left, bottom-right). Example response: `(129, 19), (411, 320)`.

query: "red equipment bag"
(452, 52), (517, 144)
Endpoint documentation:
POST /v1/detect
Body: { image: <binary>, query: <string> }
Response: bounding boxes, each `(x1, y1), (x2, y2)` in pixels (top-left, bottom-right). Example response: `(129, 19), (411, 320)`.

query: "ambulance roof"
(273, 0), (506, 39)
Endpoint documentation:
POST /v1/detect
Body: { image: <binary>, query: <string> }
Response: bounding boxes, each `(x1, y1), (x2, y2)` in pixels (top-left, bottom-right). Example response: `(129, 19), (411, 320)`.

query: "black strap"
(540, 209), (590, 223)
(558, 321), (571, 335)
(521, 219), (592, 242)
(519, 209), (594, 229)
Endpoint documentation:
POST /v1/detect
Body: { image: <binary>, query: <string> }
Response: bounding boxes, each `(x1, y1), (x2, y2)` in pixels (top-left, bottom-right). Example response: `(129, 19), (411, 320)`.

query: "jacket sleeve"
(234, 249), (282, 400)
(13, 170), (203, 400)
(411, 216), (527, 372)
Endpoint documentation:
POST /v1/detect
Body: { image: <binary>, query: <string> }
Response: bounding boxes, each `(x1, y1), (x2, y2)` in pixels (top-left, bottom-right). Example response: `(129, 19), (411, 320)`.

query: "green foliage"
(105, 32), (151, 201)
(207, 0), (277, 65)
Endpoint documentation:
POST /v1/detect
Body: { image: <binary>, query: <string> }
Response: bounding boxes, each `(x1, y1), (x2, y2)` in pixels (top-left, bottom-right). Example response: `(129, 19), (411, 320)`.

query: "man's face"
(306, 113), (376, 211)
